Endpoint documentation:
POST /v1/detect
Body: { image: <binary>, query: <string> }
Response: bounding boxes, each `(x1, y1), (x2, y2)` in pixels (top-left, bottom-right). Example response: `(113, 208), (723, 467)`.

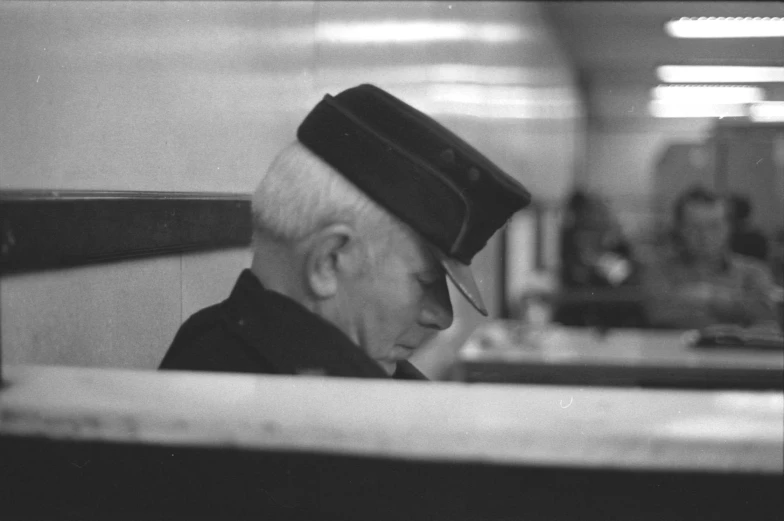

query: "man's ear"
(303, 223), (365, 299)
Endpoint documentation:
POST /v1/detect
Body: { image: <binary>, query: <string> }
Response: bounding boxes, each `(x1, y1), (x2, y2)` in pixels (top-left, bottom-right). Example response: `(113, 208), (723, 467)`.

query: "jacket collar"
(221, 270), (394, 379)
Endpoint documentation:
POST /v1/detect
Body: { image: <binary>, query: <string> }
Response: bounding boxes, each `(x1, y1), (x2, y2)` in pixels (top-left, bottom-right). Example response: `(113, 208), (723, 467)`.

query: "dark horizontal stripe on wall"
(0, 191), (252, 274)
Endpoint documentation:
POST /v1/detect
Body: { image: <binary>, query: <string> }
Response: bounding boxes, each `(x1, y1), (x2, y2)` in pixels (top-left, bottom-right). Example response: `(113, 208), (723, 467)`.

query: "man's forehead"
(384, 219), (440, 270)
(410, 234), (444, 274)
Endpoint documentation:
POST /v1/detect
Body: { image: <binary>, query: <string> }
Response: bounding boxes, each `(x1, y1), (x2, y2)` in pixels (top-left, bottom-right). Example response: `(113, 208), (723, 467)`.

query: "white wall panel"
(0, 1), (318, 192)
(180, 248), (252, 325)
(2, 257), (181, 369)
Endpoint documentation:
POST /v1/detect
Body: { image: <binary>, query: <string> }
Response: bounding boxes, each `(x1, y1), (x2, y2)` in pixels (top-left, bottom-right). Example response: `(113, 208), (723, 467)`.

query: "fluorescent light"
(658, 65), (784, 84)
(652, 85), (764, 104)
(649, 100), (748, 118)
(750, 101), (784, 122)
(316, 64), (566, 88)
(665, 17), (784, 38)
(427, 84), (555, 106)
(425, 101), (579, 120)
(401, 84), (582, 119)
(317, 21), (527, 44)
(651, 100), (784, 121)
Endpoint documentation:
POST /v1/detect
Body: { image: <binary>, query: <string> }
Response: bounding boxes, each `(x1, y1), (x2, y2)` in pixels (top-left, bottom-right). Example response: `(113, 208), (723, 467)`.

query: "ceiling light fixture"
(652, 85), (765, 104)
(648, 100), (748, 118)
(392, 84), (582, 120)
(315, 64), (566, 88)
(317, 21), (527, 44)
(665, 17), (784, 38)
(657, 65), (784, 83)
(749, 101), (784, 122)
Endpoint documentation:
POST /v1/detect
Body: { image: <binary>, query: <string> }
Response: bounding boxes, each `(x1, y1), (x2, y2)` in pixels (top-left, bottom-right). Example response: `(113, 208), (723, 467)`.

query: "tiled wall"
(1, 2), (581, 377)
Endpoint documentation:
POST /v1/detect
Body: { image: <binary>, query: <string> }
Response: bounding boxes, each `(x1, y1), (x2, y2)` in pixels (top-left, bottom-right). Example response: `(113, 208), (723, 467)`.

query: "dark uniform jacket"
(154, 270), (427, 518)
(160, 269), (427, 380)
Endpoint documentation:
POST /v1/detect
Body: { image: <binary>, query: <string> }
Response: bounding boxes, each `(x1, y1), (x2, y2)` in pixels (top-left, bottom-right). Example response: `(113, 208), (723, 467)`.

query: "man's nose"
(419, 276), (454, 331)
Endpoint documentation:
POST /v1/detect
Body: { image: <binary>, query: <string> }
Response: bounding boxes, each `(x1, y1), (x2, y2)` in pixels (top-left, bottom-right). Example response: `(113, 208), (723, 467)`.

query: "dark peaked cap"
(297, 84), (531, 316)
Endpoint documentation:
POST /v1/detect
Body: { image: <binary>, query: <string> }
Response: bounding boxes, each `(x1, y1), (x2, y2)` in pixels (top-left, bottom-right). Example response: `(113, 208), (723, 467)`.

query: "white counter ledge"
(1, 364), (781, 474)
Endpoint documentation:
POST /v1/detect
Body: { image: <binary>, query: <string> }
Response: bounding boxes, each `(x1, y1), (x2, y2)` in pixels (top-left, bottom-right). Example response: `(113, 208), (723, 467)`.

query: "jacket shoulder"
(159, 302), (275, 374)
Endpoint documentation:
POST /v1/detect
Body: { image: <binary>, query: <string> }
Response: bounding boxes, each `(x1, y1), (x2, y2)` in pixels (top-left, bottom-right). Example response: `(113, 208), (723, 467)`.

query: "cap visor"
(429, 247), (488, 317)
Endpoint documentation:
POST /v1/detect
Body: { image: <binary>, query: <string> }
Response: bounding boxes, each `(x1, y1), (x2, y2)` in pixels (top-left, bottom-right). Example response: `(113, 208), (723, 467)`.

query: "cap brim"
(428, 247), (488, 317)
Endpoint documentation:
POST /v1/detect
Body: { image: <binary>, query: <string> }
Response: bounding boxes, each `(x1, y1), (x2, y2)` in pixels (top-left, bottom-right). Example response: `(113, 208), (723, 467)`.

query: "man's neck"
(250, 236), (310, 305)
(249, 234), (365, 350)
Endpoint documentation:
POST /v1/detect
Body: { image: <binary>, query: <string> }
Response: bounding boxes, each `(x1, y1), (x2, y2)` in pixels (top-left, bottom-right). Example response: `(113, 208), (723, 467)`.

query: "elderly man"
(643, 186), (780, 331)
(160, 84), (531, 378)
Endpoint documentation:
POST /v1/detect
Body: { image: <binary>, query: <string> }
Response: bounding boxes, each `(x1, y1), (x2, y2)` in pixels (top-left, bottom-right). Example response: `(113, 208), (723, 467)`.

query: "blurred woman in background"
(554, 189), (643, 328)
(728, 193), (769, 262)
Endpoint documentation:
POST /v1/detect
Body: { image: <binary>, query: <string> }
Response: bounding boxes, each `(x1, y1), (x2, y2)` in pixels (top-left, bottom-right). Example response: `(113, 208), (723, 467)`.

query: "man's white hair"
(252, 141), (401, 250)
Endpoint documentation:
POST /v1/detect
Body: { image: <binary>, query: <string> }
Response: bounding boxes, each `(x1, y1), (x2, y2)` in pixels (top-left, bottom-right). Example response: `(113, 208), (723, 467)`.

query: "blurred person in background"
(770, 230), (784, 329)
(558, 190), (637, 289)
(553, 189), (643, 328)
(160, 84), (531, 380)
(642, 186), (780, 332)
(728, 193), (769, 262)
(771, 230), (784, 287)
